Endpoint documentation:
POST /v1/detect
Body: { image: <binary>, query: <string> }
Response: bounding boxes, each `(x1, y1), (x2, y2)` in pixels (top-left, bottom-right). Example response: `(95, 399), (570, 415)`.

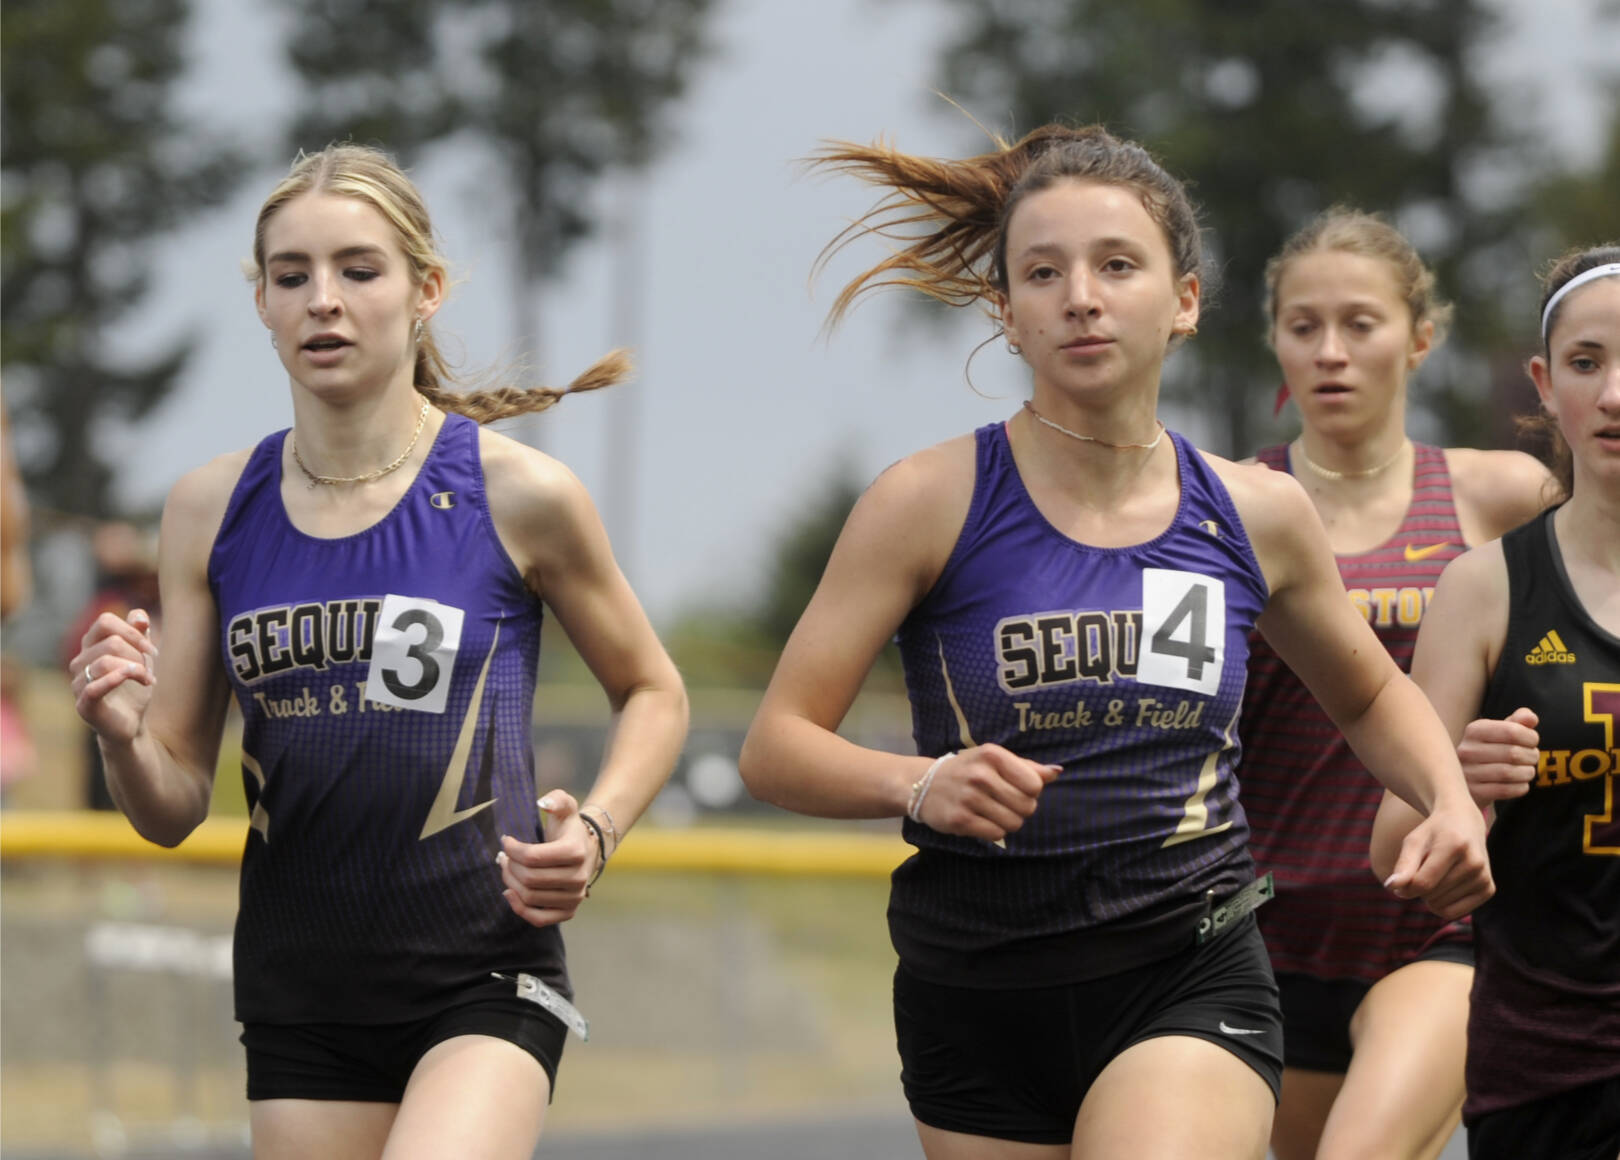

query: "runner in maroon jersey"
(1240, 209), (1551, 1160)
(1374, 244), (1620, 1160)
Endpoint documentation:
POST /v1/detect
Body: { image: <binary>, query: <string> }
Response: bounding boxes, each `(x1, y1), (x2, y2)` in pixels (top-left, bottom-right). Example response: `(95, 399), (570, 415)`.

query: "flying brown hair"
(807, 122), (1205, 333)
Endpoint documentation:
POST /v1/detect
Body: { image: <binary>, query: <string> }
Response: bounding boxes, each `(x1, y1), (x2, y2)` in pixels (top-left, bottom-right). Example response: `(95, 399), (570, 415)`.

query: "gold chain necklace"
(1294, 438), (1409, 482)
(1022, 400), (1166, 451)
(291, 400), (430, 489)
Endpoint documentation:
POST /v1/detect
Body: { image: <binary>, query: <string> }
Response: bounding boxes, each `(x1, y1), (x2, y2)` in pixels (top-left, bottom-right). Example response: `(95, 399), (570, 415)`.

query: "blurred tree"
(278, 0), (714, 410)
(924, 0), (1600, 454)
(1531, 103), (1620, 256)
(664, 464), (908, 691)
(1, 0), (243, 517)
(757, 472), (865, 647)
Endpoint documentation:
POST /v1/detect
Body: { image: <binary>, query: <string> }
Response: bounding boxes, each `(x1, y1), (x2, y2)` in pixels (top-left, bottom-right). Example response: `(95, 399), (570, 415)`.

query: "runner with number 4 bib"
(739, 122), (1493, 1160)
(67, 145), (688, 1160)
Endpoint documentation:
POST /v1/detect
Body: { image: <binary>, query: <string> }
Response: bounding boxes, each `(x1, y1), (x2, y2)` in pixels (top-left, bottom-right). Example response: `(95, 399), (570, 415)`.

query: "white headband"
(1541, 262), (1620, 344)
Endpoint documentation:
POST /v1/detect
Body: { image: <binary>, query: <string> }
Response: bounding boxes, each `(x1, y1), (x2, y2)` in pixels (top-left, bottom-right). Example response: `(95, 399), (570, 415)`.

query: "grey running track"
(543, 1119), (1469, 1160)
(1, 1117), (1469, 1159)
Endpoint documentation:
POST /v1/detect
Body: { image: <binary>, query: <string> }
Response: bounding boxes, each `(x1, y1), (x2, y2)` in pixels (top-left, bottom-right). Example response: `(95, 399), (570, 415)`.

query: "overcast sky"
(102, 0), (1614, 625)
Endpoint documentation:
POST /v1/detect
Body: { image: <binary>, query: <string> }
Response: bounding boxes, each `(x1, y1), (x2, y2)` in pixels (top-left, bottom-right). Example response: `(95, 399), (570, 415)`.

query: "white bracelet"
(906, 752), (956, 824)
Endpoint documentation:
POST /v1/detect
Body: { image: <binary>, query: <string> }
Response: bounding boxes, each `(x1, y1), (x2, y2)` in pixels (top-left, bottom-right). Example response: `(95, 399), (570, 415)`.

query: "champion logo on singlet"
(1526, 630), (1578, 665)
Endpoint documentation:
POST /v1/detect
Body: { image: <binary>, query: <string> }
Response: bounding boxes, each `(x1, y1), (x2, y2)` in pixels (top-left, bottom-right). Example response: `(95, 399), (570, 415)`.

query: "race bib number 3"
(1137, 569), (1225, 697)
(364, 594), (465, 714)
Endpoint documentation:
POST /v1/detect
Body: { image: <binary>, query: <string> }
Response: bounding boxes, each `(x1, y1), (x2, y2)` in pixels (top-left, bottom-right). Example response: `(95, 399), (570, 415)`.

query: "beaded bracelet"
(906, 752), (956, 824)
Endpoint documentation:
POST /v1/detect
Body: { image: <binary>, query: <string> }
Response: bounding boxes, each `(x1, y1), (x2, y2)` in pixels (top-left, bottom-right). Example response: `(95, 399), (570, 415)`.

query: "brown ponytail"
(413, 349), (633, 423)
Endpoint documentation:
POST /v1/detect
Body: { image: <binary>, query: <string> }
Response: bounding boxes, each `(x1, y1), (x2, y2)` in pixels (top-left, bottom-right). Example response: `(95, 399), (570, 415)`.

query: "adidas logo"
(1525, 630), (1577, 665)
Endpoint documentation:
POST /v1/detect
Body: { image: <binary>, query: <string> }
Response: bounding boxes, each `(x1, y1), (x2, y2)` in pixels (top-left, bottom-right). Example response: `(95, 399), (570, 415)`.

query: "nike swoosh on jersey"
(1403, 541), (1452, 562)
(1218, 1021), (1266, 1036)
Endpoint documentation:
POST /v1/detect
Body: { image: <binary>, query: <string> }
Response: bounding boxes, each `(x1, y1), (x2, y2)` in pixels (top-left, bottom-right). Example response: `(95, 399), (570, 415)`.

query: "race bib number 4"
(1137, 569), (1225, 697)
(364, 594), (465, 714)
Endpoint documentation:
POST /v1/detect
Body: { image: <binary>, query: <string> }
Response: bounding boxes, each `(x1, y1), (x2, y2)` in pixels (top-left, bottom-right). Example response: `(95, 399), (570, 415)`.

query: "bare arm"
(483, 431), (688, 925)
(1447, 447), (1556, 545)
(1370, 543), (1510, 882)
(738, 437), (1058, 841)
(1218, 458), (1492, 918)
(69, 457), (242, 846)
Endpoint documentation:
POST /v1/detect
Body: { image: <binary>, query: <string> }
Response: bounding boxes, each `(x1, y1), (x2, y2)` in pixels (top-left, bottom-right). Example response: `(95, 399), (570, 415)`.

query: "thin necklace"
(291, 400), (430, 489)
(1294, 438), (1409, 482)
(1022, 400), (1166, 451)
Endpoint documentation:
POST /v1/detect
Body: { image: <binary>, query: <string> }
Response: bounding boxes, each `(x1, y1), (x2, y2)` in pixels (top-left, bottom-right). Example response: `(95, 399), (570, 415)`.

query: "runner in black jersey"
(67, 145), (689, 1160)
(1374, 245), (1620, 1160)
(741, 122), (1492, 1160)
(1241, 210), (1550, 1160)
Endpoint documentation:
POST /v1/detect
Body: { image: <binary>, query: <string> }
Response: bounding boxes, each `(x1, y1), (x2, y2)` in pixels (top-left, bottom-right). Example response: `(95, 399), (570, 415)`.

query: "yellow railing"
(0, 811), (910, 878)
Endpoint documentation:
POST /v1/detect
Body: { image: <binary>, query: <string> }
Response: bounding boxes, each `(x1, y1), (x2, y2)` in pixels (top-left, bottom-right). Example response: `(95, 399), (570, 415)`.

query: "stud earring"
(1007, 342), (1022, 355)
(270, 334), (278, 350)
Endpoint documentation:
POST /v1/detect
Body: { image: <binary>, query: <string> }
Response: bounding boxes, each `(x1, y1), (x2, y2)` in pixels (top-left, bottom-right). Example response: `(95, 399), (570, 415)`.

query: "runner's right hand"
(70, 609), (157, 743)
(1457, 707), (1539, 806)
(914, 744), (1061, 842)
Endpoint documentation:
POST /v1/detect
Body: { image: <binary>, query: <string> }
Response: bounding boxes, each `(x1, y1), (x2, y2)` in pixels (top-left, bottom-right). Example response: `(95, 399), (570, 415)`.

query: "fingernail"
(1382, 874), (1398, 888)
(538, 797), (553, 811)
(496, 850), (507, 866)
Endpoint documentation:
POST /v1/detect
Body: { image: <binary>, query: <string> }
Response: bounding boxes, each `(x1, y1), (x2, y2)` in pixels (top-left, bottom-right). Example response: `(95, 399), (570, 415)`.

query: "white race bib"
(1137, 569), (1225, 696)
(364, 594), (465, 714)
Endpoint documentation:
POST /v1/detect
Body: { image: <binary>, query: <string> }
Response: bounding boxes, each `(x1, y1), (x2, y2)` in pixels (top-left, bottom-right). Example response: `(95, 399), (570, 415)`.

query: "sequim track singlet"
(891, 423), (1269, 987)
(211, 413), (568, 1025)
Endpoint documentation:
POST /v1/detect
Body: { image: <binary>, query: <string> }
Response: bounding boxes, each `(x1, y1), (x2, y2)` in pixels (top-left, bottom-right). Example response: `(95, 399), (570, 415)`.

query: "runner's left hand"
(1382, 795), (1493, 920)
(496, 790), (599, 928)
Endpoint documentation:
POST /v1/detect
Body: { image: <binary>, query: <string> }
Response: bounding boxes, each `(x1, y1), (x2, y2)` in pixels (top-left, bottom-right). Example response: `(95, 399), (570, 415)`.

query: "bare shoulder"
(1422, 538), (1512, 668)
(1445, 447), (1556, 541)
(863, 430), (978, 515)
(476, 424), (589, 527)
(823, 430), (980, 604)
(1200, 450), (1326, 595)
(163, 449), (253, 565)
(474, 425), (610, 598)
(849, 431), (979, 558)
(1434, 537), (1509, 603)
(1200, 449), (1315, 534)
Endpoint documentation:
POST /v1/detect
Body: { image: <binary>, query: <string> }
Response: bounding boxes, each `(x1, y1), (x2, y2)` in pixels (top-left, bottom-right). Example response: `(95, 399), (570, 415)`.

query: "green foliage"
(278, 0), (716, 283)
(664, 608), (783, 690)
(758, 474), (866, 646)
(1, 0), (244, 517)
(927, 0), (1611, 453)
(666, 464), (907, 692)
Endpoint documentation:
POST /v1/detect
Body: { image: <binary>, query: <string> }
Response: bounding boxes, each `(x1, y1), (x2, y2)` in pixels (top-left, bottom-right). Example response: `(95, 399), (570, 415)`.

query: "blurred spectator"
(62, 521), (160, 808)
(1, 404), (36, 794)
